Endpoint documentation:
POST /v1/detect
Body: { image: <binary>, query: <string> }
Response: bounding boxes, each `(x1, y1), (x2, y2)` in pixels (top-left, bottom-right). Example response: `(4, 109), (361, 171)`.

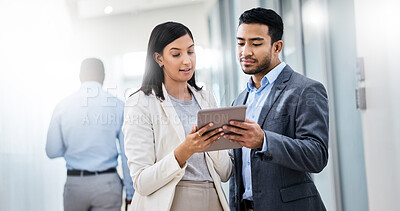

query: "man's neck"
(251, 74), (265, 89)
(252, 61), (280, 89)
(81, 81), (103, 87)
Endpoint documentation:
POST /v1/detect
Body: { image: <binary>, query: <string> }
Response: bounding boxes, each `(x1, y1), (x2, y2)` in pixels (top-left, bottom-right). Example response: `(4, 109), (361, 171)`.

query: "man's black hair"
(239, 7), (284, 44)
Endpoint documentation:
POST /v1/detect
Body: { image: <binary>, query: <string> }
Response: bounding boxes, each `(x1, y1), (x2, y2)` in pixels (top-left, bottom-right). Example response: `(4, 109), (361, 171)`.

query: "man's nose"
(242, 44), (253, 57)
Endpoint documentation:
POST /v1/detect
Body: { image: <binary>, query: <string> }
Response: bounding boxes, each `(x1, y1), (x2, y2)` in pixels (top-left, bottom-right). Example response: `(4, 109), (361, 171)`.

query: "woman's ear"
(153, 52), (164, 68)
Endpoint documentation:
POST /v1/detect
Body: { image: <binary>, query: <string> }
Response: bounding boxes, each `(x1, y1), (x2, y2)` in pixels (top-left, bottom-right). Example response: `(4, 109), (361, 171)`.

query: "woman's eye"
(172, 54), (180, 57)
(188, 51), (194, 55)
(253, 43), (262, 46)
(237, 42), (245, 46)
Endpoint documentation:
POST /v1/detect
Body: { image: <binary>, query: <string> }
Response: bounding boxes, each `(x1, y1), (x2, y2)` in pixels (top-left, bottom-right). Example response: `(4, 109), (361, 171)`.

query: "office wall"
(353, 0), (400, 210)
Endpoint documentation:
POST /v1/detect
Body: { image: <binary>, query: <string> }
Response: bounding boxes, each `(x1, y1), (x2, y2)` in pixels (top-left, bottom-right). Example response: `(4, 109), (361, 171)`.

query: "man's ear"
(273, 40), (283, 54)
(153, 52), (164, 68)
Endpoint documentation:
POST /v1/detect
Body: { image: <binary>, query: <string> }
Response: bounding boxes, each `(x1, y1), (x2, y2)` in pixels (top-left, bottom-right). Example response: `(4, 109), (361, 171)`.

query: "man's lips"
(241, 59), (256, 65)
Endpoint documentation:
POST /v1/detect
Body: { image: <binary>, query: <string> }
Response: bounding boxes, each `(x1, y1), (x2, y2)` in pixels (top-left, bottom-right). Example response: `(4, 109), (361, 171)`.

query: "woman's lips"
(179, 68), (192, 72)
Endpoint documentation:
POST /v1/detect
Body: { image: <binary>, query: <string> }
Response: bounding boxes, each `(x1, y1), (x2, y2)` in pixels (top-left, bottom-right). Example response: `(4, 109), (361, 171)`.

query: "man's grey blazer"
(229, 65), (328, 211)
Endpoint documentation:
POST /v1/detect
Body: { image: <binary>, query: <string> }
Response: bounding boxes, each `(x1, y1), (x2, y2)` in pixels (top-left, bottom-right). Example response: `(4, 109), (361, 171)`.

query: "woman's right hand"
(174, 123), (223, 167)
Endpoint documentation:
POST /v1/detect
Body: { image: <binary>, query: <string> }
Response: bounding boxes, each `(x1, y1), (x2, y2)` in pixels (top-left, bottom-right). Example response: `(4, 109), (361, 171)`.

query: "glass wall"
(274, 1), (340, 210)
(326, 0), (369, 210)
(298, 0), (340, 210)
(280, 0), (305, 74)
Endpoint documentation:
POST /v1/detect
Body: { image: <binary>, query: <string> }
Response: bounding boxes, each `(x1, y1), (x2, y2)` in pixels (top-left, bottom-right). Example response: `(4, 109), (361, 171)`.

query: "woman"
(123, 22), (232, 211)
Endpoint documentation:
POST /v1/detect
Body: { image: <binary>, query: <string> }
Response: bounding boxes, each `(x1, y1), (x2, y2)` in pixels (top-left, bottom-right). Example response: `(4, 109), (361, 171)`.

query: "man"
(46, 58), (134, 211)
(223, 8), (329, 211)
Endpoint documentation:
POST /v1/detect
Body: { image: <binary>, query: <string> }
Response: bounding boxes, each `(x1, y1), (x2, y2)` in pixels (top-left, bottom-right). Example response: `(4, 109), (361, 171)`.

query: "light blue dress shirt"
(46, 81), (134, 200)
(242, 62), (286, 200)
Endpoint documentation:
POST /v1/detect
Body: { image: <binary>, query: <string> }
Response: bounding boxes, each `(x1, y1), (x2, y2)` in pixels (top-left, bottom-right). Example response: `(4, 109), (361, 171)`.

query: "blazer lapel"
(234, 89), (249, 106)
(257, 65), (293, 126)
(160, 84), (186, 142)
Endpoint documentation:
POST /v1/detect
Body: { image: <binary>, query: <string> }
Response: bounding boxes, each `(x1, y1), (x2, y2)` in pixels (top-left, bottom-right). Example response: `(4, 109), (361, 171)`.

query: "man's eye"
(253, 43), (262, 46)
(237, 43), (245, 46)
(172, 54), (180, 57)
(188, 51), (194, 55)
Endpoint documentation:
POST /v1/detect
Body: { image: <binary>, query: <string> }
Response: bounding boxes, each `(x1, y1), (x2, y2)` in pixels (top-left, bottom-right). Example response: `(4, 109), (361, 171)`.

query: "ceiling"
(75, 0), (207, 19)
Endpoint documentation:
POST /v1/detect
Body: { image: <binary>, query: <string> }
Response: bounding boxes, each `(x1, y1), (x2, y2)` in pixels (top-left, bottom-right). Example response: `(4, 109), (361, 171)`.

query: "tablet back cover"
(197, 105), (246, 151)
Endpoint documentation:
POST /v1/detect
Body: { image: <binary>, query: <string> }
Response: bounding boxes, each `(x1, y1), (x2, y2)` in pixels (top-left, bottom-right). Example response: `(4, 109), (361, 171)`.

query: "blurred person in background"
(224, 8), (329, 211)
(122, 22), (232, 211)
(46, 58), (134, 211)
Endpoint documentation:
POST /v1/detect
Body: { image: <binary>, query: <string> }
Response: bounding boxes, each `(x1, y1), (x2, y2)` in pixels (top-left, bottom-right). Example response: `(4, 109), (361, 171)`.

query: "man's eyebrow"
(236, 37), (264, 41)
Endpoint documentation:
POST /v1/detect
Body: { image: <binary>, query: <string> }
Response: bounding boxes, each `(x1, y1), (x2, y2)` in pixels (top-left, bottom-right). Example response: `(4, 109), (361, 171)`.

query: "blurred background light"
(123, 51), (146, 77)
(302, 1), (326, 28)
(104, 6), (113, 14)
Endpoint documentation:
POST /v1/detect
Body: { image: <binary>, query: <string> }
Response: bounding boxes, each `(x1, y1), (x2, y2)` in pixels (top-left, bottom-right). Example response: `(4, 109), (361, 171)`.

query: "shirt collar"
(247, 62), (286, 92)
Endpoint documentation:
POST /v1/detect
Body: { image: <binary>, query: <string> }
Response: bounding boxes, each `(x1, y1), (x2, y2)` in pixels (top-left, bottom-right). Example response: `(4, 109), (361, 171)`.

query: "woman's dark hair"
(239, 7), (284, 44)
(134, 21), (202, 100)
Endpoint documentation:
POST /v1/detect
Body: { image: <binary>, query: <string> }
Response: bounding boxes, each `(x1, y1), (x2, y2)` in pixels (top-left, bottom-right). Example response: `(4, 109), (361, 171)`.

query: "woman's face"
(155, 34), (196, 85)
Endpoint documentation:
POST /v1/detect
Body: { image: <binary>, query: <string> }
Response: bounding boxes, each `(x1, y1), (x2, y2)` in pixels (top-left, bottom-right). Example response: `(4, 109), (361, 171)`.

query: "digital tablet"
(197, 105), (247, 152)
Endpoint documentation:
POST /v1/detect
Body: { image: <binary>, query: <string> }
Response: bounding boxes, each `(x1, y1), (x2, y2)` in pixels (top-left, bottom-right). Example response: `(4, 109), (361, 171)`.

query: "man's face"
(236, 23), (274, 75)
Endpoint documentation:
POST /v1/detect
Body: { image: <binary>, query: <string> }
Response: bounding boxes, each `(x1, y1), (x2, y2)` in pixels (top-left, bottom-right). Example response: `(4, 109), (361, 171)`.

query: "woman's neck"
(164, 81), (192, 101)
